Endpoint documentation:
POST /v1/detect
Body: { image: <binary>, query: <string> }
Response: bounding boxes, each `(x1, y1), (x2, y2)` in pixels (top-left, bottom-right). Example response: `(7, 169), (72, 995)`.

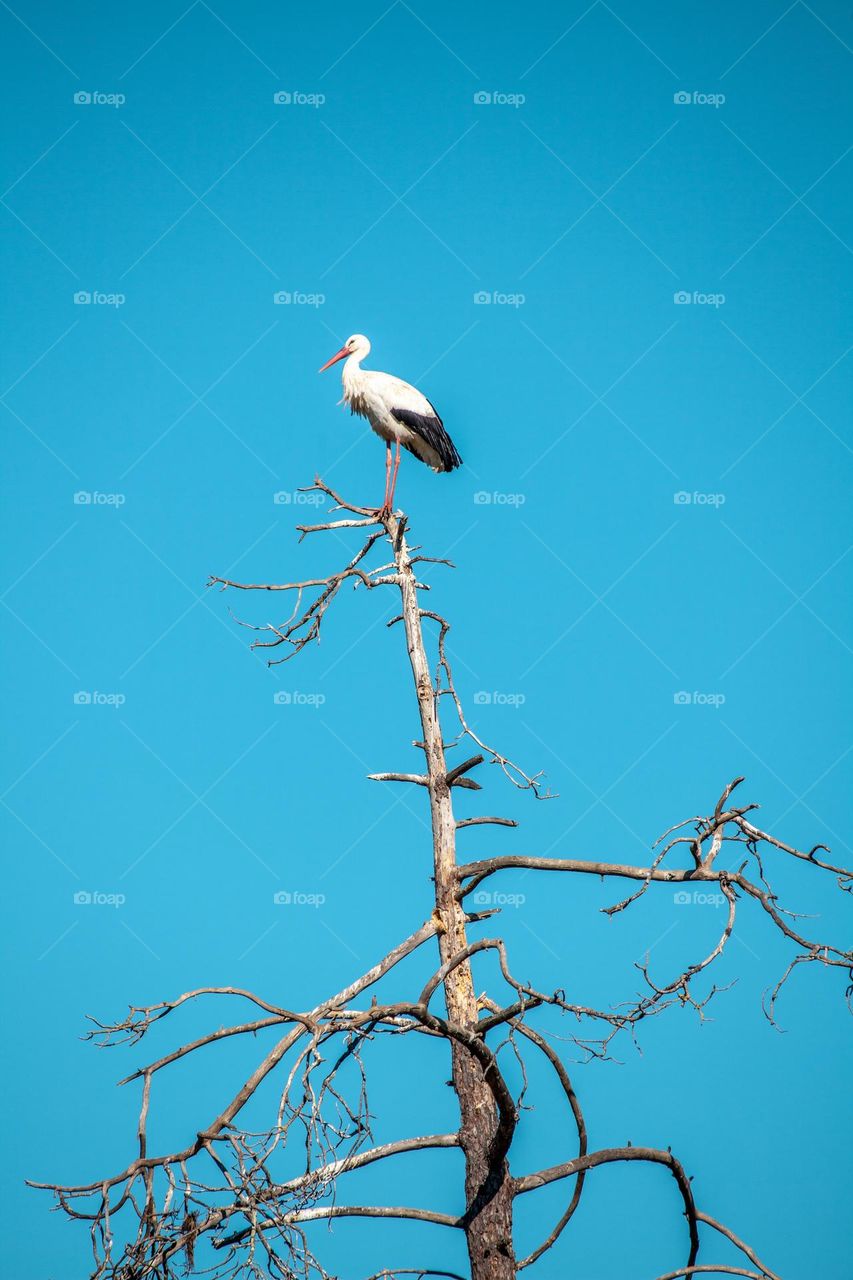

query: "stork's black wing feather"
(391, 407), (463, 472)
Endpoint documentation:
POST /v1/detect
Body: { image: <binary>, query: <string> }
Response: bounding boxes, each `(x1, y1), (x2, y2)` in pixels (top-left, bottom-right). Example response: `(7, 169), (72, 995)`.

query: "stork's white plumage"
(319, 334), (462, 517)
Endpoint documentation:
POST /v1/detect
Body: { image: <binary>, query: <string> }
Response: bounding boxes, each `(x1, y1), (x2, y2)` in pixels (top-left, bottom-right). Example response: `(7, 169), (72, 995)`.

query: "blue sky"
(1, 1), (851, 1276)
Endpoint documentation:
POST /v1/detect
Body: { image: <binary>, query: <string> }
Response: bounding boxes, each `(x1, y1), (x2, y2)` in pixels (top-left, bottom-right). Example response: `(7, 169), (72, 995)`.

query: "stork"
(319, 334), (462, 518)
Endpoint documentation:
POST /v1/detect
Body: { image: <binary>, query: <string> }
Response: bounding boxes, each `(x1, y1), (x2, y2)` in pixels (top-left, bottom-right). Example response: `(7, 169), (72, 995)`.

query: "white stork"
(319, 334), (462, 517)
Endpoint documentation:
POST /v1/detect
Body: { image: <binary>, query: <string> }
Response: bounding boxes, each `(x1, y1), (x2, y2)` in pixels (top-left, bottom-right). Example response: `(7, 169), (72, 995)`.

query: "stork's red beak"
(318, 345), (349, 373)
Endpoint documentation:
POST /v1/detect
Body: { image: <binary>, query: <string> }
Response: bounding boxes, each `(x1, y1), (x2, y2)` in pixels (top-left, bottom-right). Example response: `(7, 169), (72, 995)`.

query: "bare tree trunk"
(395, 523), (517, 1279)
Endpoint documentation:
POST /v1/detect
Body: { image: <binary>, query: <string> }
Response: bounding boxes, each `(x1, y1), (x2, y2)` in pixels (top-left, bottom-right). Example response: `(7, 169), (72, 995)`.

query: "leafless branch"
(515, 1144), (700, 1271)
(456, 778), (852, 1030)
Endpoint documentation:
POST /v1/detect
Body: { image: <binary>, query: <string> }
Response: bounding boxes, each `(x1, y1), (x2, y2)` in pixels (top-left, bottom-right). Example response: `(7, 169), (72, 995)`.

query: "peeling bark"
(395, 520), (517, 1279)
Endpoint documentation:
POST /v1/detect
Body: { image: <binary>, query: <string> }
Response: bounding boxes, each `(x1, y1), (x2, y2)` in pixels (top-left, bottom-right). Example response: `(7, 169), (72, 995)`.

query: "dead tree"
(33, 479), (851, 1280)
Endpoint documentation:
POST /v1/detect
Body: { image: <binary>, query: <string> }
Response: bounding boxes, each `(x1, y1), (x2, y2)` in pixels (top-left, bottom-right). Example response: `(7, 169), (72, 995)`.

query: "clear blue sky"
(2, 2), (851, 1276)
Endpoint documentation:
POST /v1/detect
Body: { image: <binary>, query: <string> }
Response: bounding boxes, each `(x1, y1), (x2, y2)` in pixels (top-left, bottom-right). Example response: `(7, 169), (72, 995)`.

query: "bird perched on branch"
(319, 333), (462, 518)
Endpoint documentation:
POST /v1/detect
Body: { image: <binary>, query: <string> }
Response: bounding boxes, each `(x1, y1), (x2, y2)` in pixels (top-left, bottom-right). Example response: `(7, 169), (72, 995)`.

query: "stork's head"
(318, 333), (370, 372)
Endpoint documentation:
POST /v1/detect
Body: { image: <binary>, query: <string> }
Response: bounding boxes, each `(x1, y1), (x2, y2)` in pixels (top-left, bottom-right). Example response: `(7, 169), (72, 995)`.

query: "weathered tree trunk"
(395, 522), (517, 1280)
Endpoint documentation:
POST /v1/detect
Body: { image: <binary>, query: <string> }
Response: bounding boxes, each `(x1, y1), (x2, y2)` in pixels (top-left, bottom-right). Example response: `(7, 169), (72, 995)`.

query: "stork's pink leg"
(388, 442), (401, 512)
(379, 442), (393, 519)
